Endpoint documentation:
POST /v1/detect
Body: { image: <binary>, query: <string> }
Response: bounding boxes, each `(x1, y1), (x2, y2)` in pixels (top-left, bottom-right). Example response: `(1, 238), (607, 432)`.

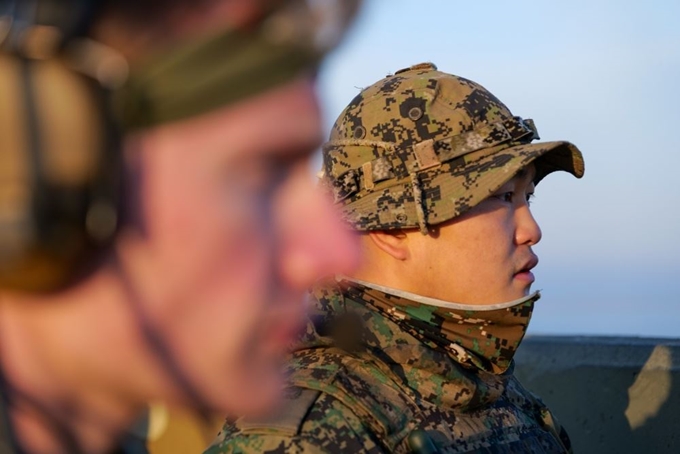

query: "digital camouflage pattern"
(352, 280), (539, 375)
(206, 279), (572, 453)
(322, 62), (585, 233)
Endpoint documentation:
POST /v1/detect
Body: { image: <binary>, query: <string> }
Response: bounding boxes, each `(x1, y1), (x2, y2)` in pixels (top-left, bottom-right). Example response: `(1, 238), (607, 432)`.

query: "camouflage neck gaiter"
(339, 279), (538, 375)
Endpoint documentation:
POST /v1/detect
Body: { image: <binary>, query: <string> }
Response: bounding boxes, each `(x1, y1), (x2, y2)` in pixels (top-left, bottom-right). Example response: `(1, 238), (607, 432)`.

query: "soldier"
(208, 62), (585, 453)
(0, 1), (360, 453)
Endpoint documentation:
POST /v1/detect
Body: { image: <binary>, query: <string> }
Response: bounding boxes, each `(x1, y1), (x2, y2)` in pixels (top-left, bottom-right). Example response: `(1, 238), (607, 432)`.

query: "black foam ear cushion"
(0, 54), (121, 292)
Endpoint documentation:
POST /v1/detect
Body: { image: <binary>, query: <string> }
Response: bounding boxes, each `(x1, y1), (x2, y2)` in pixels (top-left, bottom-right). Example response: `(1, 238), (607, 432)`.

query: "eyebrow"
(515, 167), (529, 178)
(263, 140), (320, 165)
(254, 129), (322, 161)
(513, 166), (536, 182)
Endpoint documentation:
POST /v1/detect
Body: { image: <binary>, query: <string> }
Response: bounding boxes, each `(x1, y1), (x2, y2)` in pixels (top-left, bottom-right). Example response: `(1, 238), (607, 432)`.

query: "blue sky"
(318, 0), (680, 337)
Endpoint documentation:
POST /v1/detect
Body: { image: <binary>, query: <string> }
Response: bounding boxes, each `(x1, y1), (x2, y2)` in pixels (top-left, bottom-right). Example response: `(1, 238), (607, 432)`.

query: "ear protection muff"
(0, 0), (125, 292)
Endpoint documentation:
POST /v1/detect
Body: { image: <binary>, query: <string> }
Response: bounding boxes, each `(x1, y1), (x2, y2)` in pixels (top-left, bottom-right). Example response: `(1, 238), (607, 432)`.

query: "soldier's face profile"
(404, 164), (542, 305)
(117, 76), (358, 415)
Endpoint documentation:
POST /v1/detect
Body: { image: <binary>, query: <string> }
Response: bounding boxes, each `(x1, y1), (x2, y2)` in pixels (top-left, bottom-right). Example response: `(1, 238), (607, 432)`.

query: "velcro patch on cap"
(361, 162), (375, 190)
(413, 139), (440, 171)
(371, 157), (394, 182)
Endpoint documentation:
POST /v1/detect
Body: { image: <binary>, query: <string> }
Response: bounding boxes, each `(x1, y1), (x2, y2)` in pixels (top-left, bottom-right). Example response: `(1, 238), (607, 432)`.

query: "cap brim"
(423, 140), (585, 226)
(338, 140), (584, 230)
(525, 140), (585, 183)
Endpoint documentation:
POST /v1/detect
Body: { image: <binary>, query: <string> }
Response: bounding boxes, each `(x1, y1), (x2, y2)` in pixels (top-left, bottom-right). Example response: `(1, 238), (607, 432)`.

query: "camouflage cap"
(322, 62), (585, 233)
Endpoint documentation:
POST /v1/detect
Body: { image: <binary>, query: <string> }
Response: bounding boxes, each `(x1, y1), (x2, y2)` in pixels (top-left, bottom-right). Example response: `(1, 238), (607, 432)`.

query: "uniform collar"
(300, 278), (535, 410)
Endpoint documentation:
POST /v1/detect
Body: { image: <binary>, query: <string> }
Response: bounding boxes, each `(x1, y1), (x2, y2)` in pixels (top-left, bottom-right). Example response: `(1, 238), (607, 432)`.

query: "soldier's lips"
(271, 322), (304, 345)
(513, 270), (535, 284)
(514, 256), (538, 283)
(263, 315), (306, 347)
(259, 292), (307, 348)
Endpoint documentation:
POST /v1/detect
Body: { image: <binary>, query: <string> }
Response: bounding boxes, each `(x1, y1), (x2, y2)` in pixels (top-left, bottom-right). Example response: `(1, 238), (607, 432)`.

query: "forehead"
(221, 78), (323, 159)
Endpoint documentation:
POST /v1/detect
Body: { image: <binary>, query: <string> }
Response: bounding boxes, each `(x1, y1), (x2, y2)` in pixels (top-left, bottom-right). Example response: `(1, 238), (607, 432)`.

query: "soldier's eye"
(526, 193), (535, 205)
(493, 192), (513, 203)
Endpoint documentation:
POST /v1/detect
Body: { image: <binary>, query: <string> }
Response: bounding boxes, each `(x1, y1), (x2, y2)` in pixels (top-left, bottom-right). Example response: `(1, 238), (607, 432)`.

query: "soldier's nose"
(277, 173), (359, 290)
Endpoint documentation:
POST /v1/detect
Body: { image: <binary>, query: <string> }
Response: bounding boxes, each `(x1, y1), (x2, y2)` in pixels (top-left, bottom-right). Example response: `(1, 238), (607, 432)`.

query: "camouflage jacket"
(206, 279), (572, 453)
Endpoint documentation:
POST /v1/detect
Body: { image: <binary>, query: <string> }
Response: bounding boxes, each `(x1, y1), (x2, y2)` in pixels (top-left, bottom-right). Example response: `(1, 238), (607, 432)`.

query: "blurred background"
(317, 0), (680, 338)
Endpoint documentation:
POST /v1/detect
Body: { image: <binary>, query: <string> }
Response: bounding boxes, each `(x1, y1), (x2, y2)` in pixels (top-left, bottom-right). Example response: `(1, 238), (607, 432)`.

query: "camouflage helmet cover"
(322, 62), (585, 233)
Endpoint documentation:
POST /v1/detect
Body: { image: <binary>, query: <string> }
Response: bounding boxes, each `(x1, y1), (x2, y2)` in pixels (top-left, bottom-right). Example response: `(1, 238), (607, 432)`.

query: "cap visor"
(423, 140), (585, 225)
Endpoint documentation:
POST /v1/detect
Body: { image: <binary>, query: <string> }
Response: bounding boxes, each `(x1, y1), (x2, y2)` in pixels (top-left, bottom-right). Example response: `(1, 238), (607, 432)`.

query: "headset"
(0, 0), (122, 292)
(0, 0), (362, 293)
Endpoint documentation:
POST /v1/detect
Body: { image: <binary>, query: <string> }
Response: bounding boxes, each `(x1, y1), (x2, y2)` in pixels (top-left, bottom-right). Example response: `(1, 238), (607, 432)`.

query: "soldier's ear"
(367, 230), (409, 261)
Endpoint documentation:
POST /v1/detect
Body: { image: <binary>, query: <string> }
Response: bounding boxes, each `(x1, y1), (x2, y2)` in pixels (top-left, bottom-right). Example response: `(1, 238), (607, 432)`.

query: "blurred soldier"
(209, 63), (585, 453)
(0, 0), (360, 452)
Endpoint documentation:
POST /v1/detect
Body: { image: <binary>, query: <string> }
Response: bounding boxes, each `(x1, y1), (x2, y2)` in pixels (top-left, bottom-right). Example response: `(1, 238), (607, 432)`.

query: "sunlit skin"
(0, 56), (359, 454)
(353, 164), (541, 305)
